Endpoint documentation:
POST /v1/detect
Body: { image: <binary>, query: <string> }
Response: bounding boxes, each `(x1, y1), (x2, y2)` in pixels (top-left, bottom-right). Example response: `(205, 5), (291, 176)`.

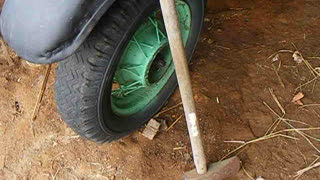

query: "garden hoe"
(159, 0), (241, 179)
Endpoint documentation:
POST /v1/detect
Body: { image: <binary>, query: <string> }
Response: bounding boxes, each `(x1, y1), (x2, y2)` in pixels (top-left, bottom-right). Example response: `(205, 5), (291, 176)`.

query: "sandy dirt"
(1, 0), (320, 179)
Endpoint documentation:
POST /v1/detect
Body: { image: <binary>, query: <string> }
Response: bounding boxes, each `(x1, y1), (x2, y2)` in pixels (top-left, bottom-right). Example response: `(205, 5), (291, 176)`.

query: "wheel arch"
(0, 0), (117, 64)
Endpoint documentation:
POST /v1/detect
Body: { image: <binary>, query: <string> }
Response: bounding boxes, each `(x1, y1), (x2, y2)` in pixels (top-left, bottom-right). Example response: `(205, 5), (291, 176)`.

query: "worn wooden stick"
(159, 0), (207, 175)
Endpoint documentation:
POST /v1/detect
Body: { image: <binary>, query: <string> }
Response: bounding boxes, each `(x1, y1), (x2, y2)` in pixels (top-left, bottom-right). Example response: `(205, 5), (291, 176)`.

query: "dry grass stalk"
(302, 57), (320, 77)
(295, 76), (318, 91)
(293, 48), (320, 93)
(268, 48), (320, 92)
(154, 102), (182, 117)
(241, 164), (255, 180)
(311, 109), (320, 119)
(281, 118), (312, 127)
(51, 165), (63, 180)
(308, 56), (320, 60)
(222, 90), (320, 161)
(295, 159), (320, 179)
(269, 88), (285, 115)
(266, 50), (294, 61)
(299, 104), (320, 108)
(272, 62), (285, 88)
(224, 140), (246, 144)
(263, 101), (286, 135)
(173, 147), (186, 150)
(276, 127), (320, 133)
(267, 90), (320, 151)
(263, 101), (320, 154)
(221, 132), (298, 160)
(166, 114), (184, 131)
(213, 44), (231, 50)
(30, 64), (52, 136)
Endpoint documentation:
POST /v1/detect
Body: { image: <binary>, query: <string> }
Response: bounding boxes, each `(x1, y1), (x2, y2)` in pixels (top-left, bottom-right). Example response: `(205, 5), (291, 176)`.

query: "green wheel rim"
(111, 0), (191, 116)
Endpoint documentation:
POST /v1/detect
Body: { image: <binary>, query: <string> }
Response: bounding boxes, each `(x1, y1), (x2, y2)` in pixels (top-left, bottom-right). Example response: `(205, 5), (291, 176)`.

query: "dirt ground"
(1, 0), (320, 179)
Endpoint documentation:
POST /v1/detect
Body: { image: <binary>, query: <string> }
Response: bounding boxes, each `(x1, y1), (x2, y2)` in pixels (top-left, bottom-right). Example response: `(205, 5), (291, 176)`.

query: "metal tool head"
(183, 156), (241, 180)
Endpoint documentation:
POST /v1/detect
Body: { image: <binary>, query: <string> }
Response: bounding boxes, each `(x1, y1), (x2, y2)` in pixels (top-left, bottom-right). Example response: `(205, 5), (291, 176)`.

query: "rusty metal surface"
(183, 156), (241, 180)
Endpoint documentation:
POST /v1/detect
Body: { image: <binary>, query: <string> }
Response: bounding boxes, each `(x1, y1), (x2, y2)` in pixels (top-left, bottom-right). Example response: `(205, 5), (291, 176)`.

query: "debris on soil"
(292, 51), (303, 64)
(216, 97), (220, 104)
(272, 54), (280, 62)
(204, 17), (210, 22)
(291, 92), (305, 105)
(0, 155), (5, 170)
(158, 119), (168, 131)
(173, 147), (186, 151)
(183, 153), (192, 162)
(14, 101), (20, 112)
(0, 38), (14, 66)
(111, 83), (120, 91)
(255, 176), (265, 180)
(142, 119), (161, 140)
(246, 112), (274, 137)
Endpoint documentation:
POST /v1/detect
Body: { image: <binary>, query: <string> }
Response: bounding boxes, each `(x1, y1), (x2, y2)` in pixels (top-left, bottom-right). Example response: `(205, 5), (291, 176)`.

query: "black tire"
(55, 0), (205, 143)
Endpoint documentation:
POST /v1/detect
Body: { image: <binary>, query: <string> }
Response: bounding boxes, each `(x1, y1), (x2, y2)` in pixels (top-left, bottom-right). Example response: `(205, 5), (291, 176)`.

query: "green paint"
(111, 0), (191, 116)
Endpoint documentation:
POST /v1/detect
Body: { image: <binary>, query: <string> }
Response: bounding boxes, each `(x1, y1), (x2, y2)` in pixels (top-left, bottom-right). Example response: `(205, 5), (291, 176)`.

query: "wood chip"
(142, 119), (161, 140)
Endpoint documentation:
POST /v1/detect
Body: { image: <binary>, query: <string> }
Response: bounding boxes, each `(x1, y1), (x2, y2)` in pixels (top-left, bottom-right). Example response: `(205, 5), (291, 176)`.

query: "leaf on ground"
(291, 92), (304, 105)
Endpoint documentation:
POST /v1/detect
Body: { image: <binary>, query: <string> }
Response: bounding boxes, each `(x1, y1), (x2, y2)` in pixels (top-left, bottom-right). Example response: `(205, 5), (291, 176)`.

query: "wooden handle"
(159, 0), (207, 175)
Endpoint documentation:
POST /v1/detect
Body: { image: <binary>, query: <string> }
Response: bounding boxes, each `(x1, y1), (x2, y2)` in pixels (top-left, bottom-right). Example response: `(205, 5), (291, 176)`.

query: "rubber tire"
(55, 0), (205, 143)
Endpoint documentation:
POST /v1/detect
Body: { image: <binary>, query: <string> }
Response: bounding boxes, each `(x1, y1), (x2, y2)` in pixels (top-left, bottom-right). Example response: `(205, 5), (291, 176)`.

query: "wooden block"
(142, 119), (161, 140)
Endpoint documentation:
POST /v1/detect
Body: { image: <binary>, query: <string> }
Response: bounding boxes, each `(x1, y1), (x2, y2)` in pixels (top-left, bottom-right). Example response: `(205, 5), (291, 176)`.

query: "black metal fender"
(0, 0), (206, 64)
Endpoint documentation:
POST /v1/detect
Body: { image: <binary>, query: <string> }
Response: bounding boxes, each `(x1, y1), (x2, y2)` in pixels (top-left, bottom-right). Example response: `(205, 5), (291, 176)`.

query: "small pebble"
(256, 176), (265, 180)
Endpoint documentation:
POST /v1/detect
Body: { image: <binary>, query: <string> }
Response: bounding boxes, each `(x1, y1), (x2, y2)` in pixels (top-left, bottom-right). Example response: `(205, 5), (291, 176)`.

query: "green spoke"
(112, 81), (144, 97)
(140, 42), (154, 49)
(120, 64), (144, 72)
(111, 0), (191, 116)
(148, 17), (167, 43)
(129, 40), (154, 49)
(131, 36), (147, 58)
